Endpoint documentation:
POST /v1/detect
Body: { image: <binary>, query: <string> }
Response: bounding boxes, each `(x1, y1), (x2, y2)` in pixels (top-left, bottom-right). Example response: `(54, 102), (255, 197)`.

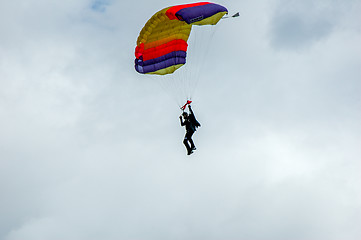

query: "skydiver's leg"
(184, 131), (195, 154)
(183, 138), (192, 154)
(188, 138), (195, 150)
(187, 131), (196, 150)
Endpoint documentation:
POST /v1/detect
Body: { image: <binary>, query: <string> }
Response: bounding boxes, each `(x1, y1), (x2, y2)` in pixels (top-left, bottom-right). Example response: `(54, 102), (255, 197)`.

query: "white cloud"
(1, 0), (360, 239)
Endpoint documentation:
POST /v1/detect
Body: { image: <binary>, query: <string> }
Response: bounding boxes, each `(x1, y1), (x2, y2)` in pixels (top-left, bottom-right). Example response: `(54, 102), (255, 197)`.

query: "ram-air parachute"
(134, 2), (228, 106)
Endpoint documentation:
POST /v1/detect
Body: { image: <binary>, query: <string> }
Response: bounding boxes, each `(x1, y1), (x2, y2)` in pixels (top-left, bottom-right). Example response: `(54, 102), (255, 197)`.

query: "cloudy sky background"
(1, 0), (360, 239)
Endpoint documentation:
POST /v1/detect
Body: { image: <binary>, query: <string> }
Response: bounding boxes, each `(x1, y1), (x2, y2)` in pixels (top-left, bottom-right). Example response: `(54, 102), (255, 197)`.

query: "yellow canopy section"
(136, 7), (192, 51)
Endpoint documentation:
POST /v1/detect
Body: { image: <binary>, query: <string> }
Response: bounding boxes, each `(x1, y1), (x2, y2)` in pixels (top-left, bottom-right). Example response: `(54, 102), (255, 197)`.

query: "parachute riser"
(180, 100), (192, 111)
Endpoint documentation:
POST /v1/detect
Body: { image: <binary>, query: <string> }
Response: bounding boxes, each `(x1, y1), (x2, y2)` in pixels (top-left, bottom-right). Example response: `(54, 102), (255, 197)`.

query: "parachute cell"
(135, 2), (228, 75)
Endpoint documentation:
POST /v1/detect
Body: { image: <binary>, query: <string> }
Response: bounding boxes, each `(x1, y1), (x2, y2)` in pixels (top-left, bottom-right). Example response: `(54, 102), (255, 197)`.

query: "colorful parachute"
(135, 2), (228, 75)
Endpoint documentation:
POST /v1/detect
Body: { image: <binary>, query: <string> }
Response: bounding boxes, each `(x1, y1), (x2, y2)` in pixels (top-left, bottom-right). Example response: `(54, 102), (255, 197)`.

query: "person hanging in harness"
(179, 104), (201, 155)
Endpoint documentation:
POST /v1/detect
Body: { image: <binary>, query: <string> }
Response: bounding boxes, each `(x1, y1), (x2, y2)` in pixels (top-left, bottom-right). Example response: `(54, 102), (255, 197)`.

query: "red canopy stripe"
(137, 39), (188, 61)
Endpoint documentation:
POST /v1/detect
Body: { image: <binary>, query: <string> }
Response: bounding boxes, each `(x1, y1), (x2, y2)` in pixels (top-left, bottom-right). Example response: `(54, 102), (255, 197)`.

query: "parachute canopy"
(135, 2), (228, 75)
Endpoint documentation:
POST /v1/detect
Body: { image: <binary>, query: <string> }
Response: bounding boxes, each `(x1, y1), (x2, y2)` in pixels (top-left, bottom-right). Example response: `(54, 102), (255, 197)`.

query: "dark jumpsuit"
(180, 108), (200, 154)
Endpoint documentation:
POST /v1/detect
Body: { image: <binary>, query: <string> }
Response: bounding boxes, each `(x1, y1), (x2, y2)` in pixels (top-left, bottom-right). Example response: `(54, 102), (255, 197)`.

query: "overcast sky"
(1, 0), (360, 240)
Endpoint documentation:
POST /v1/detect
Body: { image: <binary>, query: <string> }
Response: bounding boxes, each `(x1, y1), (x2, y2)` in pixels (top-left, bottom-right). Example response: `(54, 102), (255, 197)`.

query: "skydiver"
(179, 105), (201, 155)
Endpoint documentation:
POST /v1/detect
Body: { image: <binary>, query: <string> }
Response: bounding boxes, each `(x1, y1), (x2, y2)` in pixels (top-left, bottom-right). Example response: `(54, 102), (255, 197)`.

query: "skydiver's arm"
(188, 105), (194, 115)
(179, 116), (185, 126)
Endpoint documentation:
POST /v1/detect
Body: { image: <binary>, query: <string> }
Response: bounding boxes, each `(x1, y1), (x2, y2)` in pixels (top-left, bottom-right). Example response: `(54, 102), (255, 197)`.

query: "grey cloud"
(1, 0), (361, 240)
(269, 0), (354, 50)
(270, 13), (334, 49)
